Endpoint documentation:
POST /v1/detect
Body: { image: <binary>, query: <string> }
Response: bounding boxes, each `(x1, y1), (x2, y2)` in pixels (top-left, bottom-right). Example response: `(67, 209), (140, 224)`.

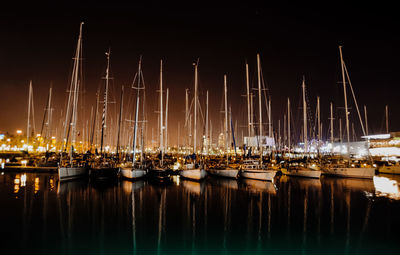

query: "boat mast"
(385, 105), (389, 134)
(230, 106), (237, 155)
(339, 46), (350, 159)
(159, 60), (164, 166)
(132, 85), (140, 166)
(339, 118), (343, 143)
(246, 62), (251, 137)
(210, 120), (213, 151)
(250, 92), (254, 137)
(185, 88), (190, 151)
(61, 22), (83, 164)
(193, 61), (198, 155)
(364, 105), (369, 136)
(330, 102), (334, 145)
(40, 85), (52, 141)
(257, 53), (263, 166)
(140, 64), (146, 164)
(116, 85), (124, 160)
(71, 79), (80, 164)
(224, 74), (228, 164)
(90, 90), (99, 152)
(88, 106), (93, 151)
(100, 48), (111, 156)
(317, 96), (321, 156)
(165, 88), (169, 153)
(205, 90), (209, 155)
(229, 105), (232, 149)
(27, 80), (33, 151)
(287, 98), (291, 160)
(278, 119), (281, 151)
(70, 23), (84, 165)
(268, 98), (272, 139)
(302, 77), (308, 154)
(283, 114), (286, 150)
(47, 86), (53, 142)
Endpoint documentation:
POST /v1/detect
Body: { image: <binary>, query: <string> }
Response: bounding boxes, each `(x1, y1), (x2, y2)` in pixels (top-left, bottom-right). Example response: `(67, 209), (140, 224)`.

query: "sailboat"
(281, 77), (322, 179)
(89, 49), (119, 180)
(240, 54), (276, 181)
(321, 46), (375, 179)
(120, 57), (147, 180)
(179, 61), (207, 181)
(148, 60), (171, 180)
(208, 74), (239, 178)
(58, 22), (89, 181)
(37, 85), (59, 168)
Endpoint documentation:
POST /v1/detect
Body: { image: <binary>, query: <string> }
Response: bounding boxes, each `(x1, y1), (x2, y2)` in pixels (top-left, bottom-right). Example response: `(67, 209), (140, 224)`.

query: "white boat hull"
(322, 167), (375, 179)
(378, 165), (400, 175)
(179, 169), (207, 180)
(120, 167), (147, 179)
(208, 168), (239, 179)
(58, 167), (88, 181)
(240, 169), (276, 181)
(282, 167), (321, 179)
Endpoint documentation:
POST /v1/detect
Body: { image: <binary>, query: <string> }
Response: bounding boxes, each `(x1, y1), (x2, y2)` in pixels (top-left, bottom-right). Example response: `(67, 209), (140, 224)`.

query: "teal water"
(1, 172), (399, 255)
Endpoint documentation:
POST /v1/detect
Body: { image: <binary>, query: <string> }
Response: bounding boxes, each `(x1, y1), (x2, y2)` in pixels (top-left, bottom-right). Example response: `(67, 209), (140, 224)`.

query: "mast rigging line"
(343, 62), (367, 137)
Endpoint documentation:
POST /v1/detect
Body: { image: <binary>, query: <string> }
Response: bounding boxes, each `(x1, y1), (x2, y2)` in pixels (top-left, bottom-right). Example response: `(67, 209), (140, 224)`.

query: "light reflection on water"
(0, 172), (399, 254)
(373, 175), (400, 200)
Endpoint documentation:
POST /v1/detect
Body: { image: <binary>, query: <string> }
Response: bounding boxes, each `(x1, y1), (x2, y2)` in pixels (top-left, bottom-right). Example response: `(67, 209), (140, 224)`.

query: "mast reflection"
(1, 172), (399, 254)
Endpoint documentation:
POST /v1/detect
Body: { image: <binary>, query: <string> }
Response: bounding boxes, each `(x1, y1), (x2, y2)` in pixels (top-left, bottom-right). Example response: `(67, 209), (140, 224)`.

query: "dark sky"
(1, 1), (399, 145)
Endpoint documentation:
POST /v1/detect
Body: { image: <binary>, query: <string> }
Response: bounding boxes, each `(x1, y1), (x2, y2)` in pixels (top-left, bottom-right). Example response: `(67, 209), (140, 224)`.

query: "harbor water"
(1, 172), (400, 254)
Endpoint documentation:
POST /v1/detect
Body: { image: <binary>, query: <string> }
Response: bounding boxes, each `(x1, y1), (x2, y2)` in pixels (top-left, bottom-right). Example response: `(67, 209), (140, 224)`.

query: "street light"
(16, 130), (22, 135)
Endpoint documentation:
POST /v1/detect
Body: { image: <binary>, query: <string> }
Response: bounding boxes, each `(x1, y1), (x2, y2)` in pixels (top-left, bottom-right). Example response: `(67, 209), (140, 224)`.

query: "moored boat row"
(45, 25), (393, 184)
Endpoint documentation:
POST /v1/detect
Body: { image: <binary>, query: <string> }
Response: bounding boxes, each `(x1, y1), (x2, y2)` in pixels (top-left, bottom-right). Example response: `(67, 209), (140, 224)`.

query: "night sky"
(1, 1), (399, 145)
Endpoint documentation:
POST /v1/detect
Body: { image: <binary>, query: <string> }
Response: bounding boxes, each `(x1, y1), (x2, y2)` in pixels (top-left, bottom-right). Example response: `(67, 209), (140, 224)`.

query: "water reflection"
(49, 177), (55, 191)
(323, 177), (375, 193)
(207, 176), (239, 190)
(0, 172), (399, 254)
(57, 179), (88, 194)
(34, 177), (39, 193)
(280, 175), (322, 189)
(181, 179), (205, 196)
(14, 174), (20, 193)
(21, 173), (26, 187)
(157, 188), (166, 255)
(240, 179), (277, 194)
(373, 176), (400, 200)
(122, 179), (145, 194)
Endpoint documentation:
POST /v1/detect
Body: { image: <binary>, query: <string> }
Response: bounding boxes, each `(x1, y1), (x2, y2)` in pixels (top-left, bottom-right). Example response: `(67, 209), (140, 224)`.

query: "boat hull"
(179, 169), (207, 181)
(120, 167), (147, 179)
(240, 169), (276, 181)
(378, 165), (400, 175)
(207, 168), (239, 179)
(322, 167), (375, 179)
(282, 167), (321, 179)
(148, 168), (171, 181)
(90, 167), (119, 180)
(58, 166), (88, 181)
